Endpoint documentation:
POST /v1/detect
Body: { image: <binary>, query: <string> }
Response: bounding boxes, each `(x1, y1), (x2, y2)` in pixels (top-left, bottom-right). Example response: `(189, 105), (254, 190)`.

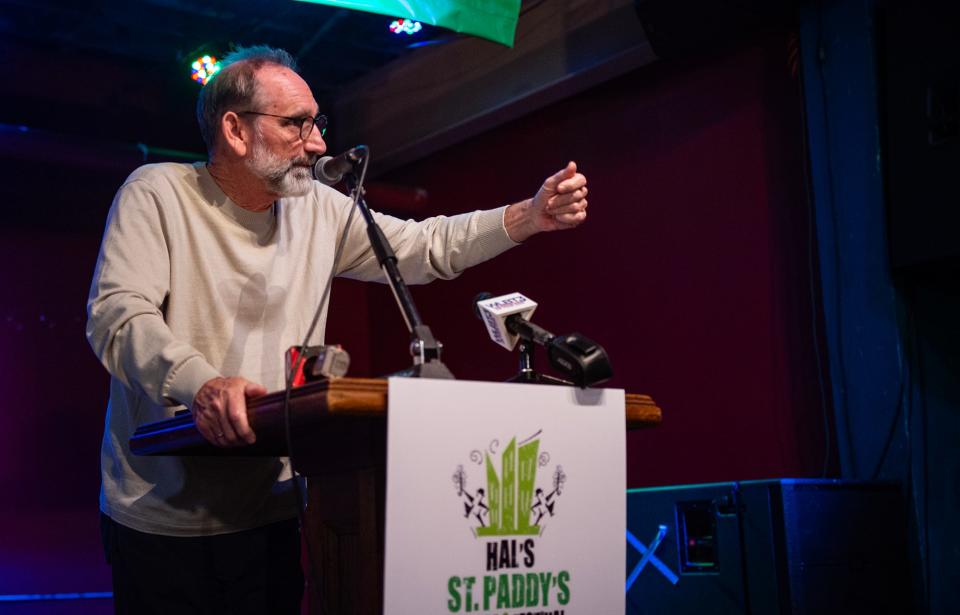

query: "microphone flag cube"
(476, 292), (537, 351)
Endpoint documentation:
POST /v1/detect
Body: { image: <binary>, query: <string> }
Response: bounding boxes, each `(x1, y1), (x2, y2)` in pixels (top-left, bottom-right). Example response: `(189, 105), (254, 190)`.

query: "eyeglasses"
(237, 111), (328, 140)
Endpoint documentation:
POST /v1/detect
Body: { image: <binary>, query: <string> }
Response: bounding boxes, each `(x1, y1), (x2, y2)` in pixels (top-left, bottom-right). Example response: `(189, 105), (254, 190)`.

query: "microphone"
(473, 292), (539, 351)
(474, 292), (613, 387)
(312, 145), (368, 185)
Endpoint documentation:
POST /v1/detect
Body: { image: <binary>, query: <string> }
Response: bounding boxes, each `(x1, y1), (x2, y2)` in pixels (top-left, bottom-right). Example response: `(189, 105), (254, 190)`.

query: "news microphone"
(312, 145), (368, 185)
(474, 292), (539, 351)
(474, 292), (613, 387)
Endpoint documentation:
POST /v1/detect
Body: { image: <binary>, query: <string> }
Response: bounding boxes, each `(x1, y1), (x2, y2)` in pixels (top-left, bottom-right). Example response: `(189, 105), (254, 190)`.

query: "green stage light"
(191, 55), (221, 85)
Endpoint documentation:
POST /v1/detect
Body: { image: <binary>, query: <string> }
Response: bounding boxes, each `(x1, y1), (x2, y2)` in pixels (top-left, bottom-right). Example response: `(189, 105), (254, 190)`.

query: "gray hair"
(196, 45), (299, 153)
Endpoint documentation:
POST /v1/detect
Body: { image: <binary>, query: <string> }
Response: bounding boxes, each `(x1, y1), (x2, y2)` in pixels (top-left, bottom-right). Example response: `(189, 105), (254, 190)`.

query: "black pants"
(101, 513), (304, 615)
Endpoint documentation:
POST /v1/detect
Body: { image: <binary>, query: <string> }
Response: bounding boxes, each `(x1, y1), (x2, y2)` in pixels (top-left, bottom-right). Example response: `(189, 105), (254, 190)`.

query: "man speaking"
(87, 45), (589, 613)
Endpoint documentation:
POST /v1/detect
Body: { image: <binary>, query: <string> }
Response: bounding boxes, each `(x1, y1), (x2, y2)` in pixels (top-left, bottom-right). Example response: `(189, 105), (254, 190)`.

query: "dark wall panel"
(369, 32), (829, 487)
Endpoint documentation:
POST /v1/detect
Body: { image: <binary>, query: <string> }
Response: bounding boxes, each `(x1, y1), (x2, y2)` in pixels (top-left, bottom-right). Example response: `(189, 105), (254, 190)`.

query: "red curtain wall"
(327, 32), (830, 487)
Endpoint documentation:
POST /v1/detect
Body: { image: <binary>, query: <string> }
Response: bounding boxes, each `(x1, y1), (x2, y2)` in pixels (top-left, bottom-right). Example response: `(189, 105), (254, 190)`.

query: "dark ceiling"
(0, 0), (467, 231)
(0, 0), (451, 152)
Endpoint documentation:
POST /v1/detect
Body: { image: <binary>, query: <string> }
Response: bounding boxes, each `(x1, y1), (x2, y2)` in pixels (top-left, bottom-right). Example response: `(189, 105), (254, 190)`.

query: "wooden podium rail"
(130, 378), (661, 614)
(131, 378), (661, 456)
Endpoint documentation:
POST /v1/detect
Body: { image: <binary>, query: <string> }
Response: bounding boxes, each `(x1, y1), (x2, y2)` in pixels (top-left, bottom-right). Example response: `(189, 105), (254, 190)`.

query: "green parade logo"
(448, 432), (571, 614)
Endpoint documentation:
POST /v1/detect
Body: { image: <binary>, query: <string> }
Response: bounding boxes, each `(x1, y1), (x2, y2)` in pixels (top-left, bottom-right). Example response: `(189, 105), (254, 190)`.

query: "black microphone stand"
(509, 339), (574, 386)
(343, 153), (454, 379)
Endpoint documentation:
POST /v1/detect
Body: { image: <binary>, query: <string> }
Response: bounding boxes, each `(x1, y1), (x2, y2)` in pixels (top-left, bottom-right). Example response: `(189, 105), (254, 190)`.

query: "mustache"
(290, 156), (318, 169)
(264, 156), (316, 183)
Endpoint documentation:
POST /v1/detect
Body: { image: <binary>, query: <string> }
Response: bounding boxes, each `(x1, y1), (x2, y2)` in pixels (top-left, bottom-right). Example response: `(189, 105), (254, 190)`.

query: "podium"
(131, 378), (661, 614)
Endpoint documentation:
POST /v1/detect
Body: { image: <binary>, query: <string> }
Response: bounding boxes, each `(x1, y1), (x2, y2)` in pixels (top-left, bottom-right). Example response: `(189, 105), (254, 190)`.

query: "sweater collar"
(195, 162), (276, 232)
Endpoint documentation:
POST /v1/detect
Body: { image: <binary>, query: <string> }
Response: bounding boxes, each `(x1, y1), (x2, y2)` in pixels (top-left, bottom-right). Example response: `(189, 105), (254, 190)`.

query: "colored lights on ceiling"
(389, 18), (422, 35)
(191, 55), (221, 85)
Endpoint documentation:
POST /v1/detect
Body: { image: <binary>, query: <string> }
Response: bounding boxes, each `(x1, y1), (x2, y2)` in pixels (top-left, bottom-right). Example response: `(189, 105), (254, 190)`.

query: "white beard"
(246, 138), (314, 197)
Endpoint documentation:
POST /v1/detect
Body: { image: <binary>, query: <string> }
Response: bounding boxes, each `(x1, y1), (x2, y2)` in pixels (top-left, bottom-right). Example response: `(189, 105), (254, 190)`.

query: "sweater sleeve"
(334, 203), (520, 283)
(86, 179), (221, 408)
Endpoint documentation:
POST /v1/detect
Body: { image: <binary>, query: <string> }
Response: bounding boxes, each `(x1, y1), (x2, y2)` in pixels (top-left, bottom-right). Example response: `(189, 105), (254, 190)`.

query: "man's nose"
(304, 126), (326, 155)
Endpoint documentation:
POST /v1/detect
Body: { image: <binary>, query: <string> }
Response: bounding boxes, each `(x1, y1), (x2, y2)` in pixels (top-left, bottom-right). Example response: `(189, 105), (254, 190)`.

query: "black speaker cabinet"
(625, 479), (909, 614)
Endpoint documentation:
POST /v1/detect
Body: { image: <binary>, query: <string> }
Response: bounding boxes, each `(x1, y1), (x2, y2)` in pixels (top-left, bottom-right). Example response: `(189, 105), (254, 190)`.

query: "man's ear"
(220, 111), (250, 156)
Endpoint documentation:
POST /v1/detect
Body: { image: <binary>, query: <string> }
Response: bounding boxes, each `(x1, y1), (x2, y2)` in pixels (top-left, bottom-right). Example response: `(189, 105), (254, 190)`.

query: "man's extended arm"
(334, 161), (589, 281)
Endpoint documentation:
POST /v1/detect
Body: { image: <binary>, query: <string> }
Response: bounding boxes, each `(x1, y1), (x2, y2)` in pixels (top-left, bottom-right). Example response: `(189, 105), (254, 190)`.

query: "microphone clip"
(511, 331), (612, 388)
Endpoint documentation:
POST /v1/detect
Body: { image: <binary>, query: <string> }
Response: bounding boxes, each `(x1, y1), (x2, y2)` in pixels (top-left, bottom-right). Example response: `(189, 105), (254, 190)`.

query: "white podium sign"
(384, 379), (626, 614)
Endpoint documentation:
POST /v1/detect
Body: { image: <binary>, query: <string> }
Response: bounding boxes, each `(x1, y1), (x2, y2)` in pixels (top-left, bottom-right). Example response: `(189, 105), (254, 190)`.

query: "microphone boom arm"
(342, 151), (453, 379)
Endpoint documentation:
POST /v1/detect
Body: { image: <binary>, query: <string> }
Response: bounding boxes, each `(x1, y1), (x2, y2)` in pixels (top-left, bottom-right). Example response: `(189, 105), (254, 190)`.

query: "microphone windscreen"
(312, 156), (339, 185)
(475, 292), (537, 351)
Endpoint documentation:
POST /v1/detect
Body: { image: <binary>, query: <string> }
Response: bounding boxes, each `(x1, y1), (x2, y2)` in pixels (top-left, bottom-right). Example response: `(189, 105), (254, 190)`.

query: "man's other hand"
(191, 377), (268, 447)
(504, 161), (589, 242)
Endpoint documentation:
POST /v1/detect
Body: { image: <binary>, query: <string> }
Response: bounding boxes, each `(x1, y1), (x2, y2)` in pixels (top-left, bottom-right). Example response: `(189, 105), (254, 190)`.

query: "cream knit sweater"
(87, 162), (516, 536)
